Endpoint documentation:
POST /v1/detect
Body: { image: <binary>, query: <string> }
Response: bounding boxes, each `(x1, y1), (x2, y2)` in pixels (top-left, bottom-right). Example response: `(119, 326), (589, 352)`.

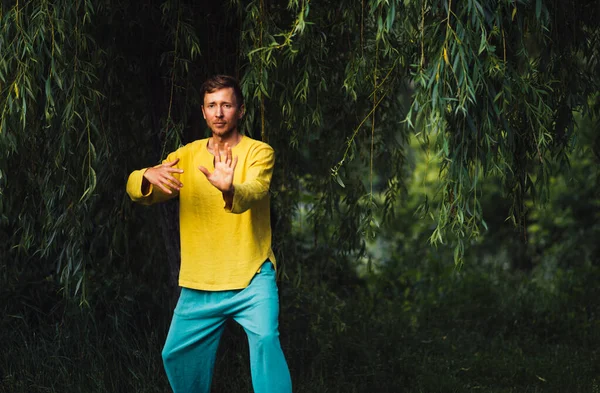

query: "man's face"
(201, 87), (244, 138)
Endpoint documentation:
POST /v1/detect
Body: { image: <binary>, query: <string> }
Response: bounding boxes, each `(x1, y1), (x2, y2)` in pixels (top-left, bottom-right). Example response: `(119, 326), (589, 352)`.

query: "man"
(126, 75), (292, 393)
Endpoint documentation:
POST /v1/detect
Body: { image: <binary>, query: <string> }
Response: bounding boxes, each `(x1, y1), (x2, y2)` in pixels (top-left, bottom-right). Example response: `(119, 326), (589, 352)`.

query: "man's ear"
(201, 105), (206, 119)
(238, 104), (245, 119)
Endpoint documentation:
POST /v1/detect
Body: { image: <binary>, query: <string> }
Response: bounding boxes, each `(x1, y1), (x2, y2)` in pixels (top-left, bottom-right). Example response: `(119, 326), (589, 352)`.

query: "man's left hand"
(199, 142), (238, 195)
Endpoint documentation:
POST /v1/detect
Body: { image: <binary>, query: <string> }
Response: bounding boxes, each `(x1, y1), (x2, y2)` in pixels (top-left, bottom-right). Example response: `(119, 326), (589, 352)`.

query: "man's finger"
(226, 144), (232, 166)
(214, 143), (221, 163)
(198, 166), (210, 178)
(165, 173), (183, 188)
(158, 174), (177, 190)
(162, 175), (183, 190)
(157, 182), (173, 194)
(165, 158), (180, 167)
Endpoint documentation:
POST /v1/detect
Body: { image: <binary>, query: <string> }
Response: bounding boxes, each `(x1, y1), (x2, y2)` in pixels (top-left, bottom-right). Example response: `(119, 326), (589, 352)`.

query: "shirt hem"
(178, 252), (276, 291)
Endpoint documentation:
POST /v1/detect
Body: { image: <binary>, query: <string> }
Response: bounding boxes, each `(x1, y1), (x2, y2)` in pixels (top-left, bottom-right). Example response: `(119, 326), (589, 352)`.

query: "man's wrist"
(223, 185), (234, 209)
(141, 171), (151, 194)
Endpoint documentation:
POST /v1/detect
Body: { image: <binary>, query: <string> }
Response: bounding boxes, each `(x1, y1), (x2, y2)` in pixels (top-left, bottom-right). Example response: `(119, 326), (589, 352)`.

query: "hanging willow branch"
(1, 0), (599, 301)
(0, 0), (203, 298)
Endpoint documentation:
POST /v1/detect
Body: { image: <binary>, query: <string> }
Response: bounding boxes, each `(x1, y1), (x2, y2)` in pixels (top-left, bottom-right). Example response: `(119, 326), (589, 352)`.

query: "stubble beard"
(211, 122), (238, 140)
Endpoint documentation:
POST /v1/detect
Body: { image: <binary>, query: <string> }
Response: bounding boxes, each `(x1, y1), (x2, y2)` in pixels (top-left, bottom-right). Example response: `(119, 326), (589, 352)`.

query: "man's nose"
(216, 106), (224, 117)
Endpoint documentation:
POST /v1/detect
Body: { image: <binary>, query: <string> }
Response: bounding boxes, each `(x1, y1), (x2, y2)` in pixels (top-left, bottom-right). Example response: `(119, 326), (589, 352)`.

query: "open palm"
(198, 143), (238, 193)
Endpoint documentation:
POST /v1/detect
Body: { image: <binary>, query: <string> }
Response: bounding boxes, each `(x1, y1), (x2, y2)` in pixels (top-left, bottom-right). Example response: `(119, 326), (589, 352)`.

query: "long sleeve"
(126, 137), (276, 291)
(126, 152), (181, 205)
(227, 144), (274, 214)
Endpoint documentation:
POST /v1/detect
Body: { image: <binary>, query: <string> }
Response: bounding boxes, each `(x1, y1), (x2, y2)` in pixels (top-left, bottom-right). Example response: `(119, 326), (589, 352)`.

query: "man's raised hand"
(142, 158), (184, 194)
(198, 142), (238, 193)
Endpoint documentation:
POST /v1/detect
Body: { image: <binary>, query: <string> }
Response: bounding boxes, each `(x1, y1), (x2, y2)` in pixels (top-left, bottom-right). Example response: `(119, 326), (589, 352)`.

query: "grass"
(1, 260), (599, 393)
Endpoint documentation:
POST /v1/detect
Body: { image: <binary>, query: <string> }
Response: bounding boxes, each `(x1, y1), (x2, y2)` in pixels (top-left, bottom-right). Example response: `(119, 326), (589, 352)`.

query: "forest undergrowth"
(2, 253), (598, 393)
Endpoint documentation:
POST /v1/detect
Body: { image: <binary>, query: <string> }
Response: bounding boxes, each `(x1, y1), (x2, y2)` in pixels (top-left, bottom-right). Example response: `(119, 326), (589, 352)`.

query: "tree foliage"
(1, 0), (599, 297)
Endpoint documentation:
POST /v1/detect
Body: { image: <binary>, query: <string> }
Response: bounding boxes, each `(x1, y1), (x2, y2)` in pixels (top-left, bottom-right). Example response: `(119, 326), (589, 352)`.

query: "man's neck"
(210, 131), (242, 149)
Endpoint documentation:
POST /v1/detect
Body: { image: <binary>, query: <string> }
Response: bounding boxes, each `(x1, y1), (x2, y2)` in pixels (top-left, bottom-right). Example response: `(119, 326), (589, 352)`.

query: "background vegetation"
(1, 0), (599, 392)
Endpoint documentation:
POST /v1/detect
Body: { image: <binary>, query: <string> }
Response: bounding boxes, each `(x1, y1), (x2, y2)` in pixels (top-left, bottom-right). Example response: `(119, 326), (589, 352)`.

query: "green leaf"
(442, 137), (449, 156)
(335, 173), (346, 188)
(478, 28), (487, 55)
(386, 2), (395, 31)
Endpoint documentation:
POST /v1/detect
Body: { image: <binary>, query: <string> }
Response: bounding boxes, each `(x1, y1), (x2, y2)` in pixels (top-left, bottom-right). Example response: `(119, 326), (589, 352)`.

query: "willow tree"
(240, 0), (600, 260)
(1, 0), (599, 299)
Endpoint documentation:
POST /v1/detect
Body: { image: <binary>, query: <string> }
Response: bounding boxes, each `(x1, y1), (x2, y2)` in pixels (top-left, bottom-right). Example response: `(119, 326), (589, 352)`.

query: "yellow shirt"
(126, 136), (276, 290)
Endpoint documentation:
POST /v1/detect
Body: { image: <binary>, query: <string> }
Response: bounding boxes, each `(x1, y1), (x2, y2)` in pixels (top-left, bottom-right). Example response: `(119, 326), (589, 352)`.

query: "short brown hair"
(200, 75), (244, 108)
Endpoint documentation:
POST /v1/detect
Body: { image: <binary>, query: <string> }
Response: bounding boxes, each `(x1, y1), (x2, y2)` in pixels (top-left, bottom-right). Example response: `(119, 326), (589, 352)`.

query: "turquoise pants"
(162, 262), (292, 393)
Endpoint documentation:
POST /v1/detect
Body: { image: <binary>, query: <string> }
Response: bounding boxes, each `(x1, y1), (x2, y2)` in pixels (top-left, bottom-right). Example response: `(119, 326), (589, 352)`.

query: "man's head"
(200, 75), (244, 139)
(200, 75), (244, 109)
